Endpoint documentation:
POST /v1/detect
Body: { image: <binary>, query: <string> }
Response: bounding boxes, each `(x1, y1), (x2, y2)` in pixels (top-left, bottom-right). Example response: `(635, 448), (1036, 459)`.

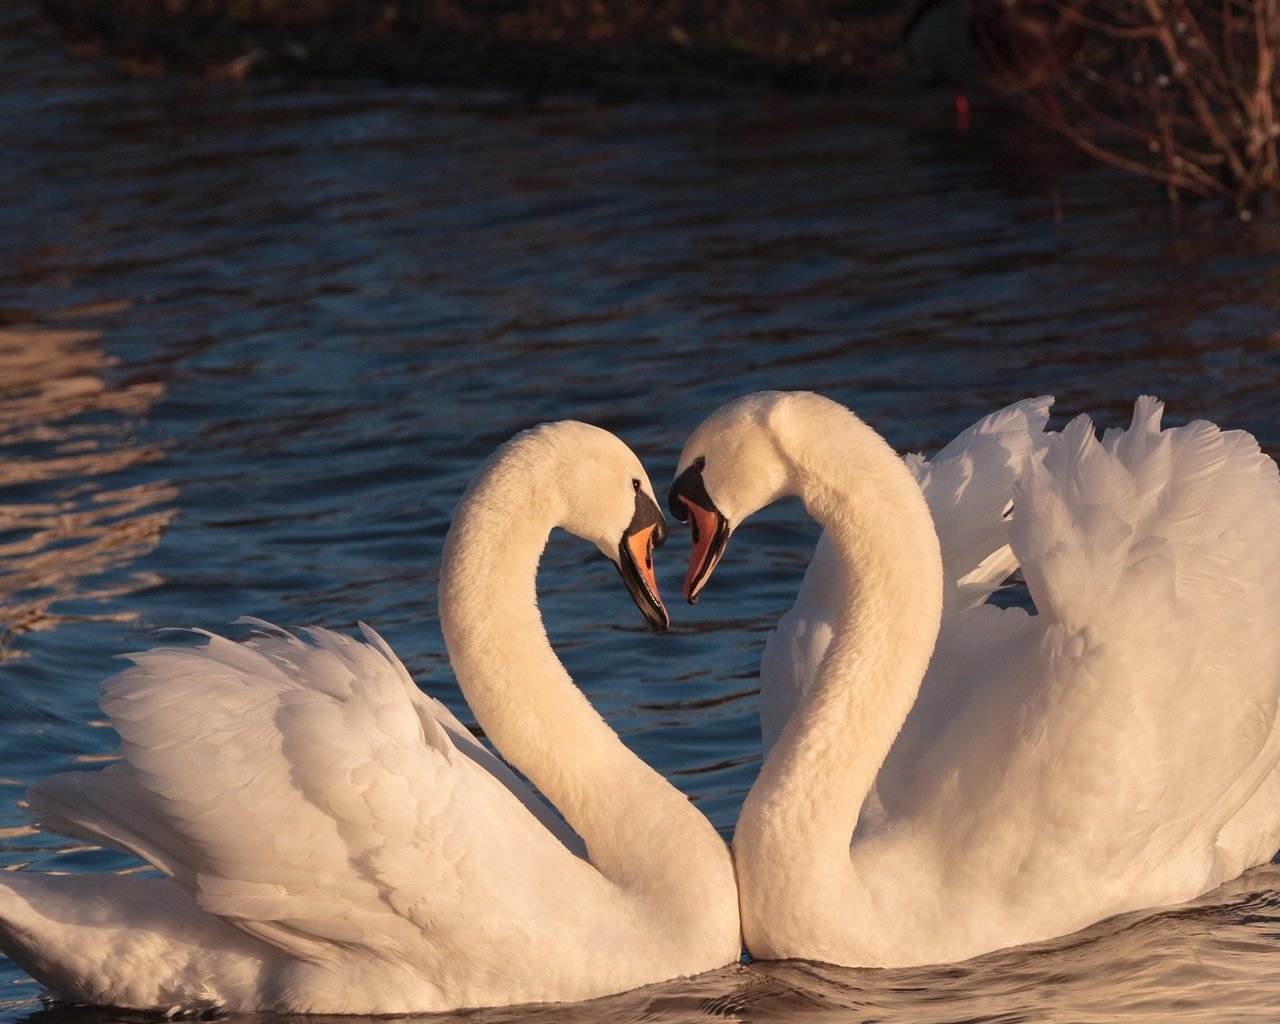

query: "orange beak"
(674, 495), (731, 604)
(617, 520), (669, 633)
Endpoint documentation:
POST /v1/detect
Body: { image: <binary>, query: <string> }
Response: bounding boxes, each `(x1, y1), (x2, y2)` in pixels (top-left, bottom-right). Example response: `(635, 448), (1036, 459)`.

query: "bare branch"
(1031, 0), (1278, 204)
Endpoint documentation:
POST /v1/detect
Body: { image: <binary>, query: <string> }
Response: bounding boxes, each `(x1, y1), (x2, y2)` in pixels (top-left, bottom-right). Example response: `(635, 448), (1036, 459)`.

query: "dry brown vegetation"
(1027, 0), (1280, 205)
(33, 0), (1280, 207)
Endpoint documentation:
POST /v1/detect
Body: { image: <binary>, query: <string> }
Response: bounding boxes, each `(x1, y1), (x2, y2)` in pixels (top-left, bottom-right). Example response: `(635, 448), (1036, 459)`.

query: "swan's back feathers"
(27, 765), (200, 886)
(29, 624), (601, 969)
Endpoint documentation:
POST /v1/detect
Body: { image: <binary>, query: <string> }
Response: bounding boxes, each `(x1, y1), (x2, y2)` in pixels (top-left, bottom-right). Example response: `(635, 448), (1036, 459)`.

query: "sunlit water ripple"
(3, 5), (1280, 1021)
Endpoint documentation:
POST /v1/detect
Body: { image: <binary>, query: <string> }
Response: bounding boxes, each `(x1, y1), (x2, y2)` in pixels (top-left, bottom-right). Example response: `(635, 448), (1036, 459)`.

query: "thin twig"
(1037, 0), (1277, 202)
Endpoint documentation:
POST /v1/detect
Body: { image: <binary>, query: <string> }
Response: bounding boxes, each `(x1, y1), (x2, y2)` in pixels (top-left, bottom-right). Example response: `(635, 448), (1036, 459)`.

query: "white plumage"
(673, 392), (1280, 967)
(0, 422), (739, 1014)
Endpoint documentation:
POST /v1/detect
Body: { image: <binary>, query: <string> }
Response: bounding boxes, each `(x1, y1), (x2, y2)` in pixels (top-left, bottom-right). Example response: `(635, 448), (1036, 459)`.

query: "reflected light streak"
(0, 326), (174, 659)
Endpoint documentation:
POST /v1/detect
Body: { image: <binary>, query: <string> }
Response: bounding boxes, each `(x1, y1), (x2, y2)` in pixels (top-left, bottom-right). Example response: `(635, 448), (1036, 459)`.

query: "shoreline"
(34, 0), (910, 97)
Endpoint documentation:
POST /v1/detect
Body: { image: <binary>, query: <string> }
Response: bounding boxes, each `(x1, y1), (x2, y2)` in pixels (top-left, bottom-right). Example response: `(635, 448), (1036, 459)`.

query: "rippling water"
(4, 5), (1280, 1021)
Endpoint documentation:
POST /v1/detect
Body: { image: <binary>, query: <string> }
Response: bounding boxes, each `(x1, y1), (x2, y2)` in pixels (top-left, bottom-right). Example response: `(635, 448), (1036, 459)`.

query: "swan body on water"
(669, 391), (1280, 968)
(0, 422), (740, 1014)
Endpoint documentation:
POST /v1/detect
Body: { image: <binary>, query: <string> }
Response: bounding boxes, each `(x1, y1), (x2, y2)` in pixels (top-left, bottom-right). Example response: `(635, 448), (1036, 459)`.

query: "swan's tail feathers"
(0, 873), (271, 1014)
(908, 395), (1056, 610)
(26, 765), (200, 887)
(26, 763), (371, 962)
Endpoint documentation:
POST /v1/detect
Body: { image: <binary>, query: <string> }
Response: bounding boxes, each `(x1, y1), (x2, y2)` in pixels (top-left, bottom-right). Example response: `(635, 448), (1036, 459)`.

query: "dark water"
(4, 6), (1280, 1021)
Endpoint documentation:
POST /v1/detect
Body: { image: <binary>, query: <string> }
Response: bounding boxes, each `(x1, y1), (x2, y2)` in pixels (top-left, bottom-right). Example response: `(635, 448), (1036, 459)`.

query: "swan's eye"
(632, 478), (641, 493)
(695, 456), (706, 471)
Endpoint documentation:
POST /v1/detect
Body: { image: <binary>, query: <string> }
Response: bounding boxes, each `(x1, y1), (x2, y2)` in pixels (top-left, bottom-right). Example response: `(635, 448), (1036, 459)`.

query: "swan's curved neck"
(739, 409), (943, 882)
(437, 457), (712, 893)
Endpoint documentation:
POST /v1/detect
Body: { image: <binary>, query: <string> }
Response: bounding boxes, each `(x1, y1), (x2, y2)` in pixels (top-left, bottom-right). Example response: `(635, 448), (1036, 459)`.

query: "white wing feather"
(871, 398), (1280, 913)
(27, 623), (601, 966)
(765, 394), (1280, 916)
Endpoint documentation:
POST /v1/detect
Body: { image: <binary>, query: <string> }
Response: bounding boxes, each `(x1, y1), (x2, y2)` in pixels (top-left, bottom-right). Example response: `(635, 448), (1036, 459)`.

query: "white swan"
(668, 391), (1280, 968)
(0, 421), (740, 1014)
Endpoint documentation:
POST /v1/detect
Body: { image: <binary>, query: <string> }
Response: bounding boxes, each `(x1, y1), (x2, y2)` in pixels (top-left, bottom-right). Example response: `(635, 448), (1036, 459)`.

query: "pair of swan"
(5, 393), (1280, 1012)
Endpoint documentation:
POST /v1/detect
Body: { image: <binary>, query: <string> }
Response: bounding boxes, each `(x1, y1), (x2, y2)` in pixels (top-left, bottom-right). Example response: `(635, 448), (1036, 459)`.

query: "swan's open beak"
(668, 461), (732, 605)
(617, 492), (669, 634)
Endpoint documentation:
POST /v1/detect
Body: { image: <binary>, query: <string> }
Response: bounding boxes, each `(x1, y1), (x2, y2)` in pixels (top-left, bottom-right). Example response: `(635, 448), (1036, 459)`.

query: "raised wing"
(876, 399), (1280, 900)
(1009, 400), (1280, 844)
(27, 623), (601, 964)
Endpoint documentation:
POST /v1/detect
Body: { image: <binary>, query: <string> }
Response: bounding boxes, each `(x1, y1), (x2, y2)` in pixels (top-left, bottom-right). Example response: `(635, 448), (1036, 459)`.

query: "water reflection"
(0, 326), (173, 660)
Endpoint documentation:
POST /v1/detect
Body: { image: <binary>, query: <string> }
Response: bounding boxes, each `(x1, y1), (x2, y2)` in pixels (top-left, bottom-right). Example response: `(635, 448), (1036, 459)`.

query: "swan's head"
(527, 421), (671, 633)
(667, 392), (801, 603)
